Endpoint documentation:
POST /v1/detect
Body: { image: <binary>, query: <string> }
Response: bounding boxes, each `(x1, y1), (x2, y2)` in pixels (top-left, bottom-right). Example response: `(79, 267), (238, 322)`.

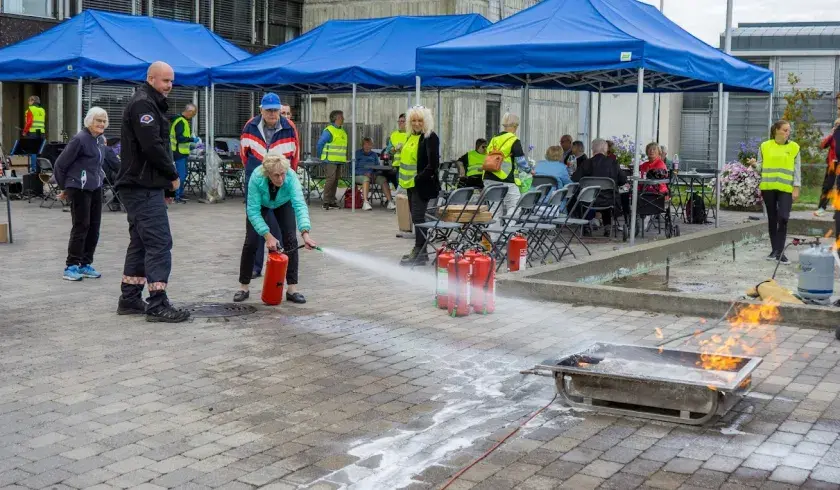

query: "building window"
(485, 100), (501, 141)
(258, 0), (302, 46)
(3, 0), (55, 18)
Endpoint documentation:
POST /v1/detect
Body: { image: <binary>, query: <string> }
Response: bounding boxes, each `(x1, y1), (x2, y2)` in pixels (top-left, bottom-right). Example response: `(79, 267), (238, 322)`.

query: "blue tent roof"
(0, 10), (251, 86)
(211, 14), (495, 91)
(416, 0), (774, 93)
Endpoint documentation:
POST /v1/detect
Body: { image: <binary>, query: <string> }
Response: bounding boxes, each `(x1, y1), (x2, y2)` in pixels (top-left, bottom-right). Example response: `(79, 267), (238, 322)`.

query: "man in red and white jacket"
(239, 92), (299, 277)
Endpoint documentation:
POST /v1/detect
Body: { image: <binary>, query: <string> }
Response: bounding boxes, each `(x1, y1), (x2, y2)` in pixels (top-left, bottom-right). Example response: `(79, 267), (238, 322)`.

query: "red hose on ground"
(438, 394), (558, 490)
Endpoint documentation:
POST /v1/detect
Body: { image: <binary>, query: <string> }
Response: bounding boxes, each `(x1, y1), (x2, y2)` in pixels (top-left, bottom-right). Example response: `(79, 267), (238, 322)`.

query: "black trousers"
(119, 188), (173, 309)
(818, 165), (836, 210)
(407, 188), (430, 248)
(239, 202), (299, 285)
(66, 187), (102, 267)
(762, 189), (792, 254)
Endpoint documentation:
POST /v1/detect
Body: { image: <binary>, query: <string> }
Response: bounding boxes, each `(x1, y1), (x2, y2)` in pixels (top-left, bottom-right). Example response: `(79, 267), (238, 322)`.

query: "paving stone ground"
(1, 196), (839, 490)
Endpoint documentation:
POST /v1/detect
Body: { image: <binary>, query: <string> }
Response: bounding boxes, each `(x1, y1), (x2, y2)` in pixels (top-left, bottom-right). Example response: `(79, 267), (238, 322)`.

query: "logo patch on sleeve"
(139, 114), (154, 125)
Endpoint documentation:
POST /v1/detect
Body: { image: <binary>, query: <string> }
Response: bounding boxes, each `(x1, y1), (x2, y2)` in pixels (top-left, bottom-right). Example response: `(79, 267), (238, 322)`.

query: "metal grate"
(83, 84), (135, 139)
(151, 0), (195, 22)
(83, 0), (136, 13)
(214, 0), (253, 43)
(180, 302), (257, 317)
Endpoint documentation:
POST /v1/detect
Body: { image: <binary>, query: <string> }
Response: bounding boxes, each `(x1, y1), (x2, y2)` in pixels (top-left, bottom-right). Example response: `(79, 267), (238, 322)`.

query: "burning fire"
(696, 301), (780, 372)
(654, 328), (663, 339)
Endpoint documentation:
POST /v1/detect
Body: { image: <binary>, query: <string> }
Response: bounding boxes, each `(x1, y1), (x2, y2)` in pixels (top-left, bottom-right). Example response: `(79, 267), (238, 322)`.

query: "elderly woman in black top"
(54, 107), (109, 282)
(398, 105), (440, 266)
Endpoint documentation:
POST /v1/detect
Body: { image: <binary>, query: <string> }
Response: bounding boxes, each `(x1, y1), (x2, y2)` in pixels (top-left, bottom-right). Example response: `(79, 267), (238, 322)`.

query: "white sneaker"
(387, 200), (396, 210)
(362, 201), (373, 211)
(814, 208), (826, 217)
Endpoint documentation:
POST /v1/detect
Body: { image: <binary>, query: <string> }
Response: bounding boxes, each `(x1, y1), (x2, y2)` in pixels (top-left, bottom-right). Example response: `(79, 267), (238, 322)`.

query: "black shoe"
(766, 251), (779, 261)
(603, 228), (611, 238)
(175, 198), (188, 203)
(400, 247), (428, 266)
(322, 202), (340, 210)
(146, 304), (191, 323)
(251, 270), (262, 279)
(778, 254), (791, 265)
(233, 290), (250, 302)
(286, 292), (306, 304)
(117, 297), (146, 315)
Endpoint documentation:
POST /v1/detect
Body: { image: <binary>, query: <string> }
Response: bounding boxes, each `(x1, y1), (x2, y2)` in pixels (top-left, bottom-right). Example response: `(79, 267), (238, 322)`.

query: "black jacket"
(53, 129), (105, 191)
(414, 131), (441, 201)
(116, 83), (178, 190)
(572, 153), (628, 207)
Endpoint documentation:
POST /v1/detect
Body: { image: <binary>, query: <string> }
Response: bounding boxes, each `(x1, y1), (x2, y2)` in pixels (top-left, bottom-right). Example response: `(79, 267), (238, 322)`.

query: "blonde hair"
(84, 106), (109, 130)
(262, 154), (290, 175)
(501, 112), (520, 129)
(545, 145), (564, 161)
(406, 105), (434, 138)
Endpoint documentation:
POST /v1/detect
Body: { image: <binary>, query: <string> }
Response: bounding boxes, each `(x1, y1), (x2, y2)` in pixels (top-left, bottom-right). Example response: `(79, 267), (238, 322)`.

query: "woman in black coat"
(398, 105), (440, 266)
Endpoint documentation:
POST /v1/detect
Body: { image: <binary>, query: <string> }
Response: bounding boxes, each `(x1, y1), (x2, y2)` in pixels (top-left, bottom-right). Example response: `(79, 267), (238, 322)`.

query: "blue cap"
(260, 93), (281, 110)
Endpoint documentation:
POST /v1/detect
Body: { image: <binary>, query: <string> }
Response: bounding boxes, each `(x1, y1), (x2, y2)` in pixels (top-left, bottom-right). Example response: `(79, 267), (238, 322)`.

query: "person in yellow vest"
(752, 119), (801, 265)
(483, 113), (533, 216)
(399, 106), (440, 266)
(382, 113), (407, 197)
(456, 138), (487, 189)
(169, 103), (198, 203)
(316, 110), (347, 210)
(23, 95), (46, 172)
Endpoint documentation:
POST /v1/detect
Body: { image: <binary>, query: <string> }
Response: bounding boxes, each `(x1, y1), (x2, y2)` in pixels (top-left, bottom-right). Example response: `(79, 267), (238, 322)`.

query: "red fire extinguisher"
(435, 246), (455, 309)
(507, 234), (528, 272)
(464, 248), (482, 272)
(471, 252), (496, 314)
(447, 253), (471, 317)
(261, 249), (289, 305)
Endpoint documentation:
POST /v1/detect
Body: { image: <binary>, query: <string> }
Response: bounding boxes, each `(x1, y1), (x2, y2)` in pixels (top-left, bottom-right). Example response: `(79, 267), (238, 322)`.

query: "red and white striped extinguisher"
(507, 234), (527, 272)
(471, 252), (496, 314)
(447, 252), (471, 317)
(435, 246), (455, 309)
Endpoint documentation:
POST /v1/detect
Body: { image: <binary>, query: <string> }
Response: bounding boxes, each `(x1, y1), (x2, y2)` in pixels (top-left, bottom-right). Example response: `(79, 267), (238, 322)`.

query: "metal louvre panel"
(83, 0), (135, 13)
(722, 95), (771, 161)
(680, 111), (714, 168)
(153, 0), (195, 22)
(83, 84), (135, 139)
(199, 0), (211, 28)
(214, 90), (254, 138)
(778, 57), (836, 93)
(214, 0), (253, 43)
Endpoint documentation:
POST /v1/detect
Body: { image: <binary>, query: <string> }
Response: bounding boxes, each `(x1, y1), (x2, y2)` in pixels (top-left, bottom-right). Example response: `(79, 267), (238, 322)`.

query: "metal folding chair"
(413, 187), (477, 268)
(33, 158), (63, 209)
(578, 176), (624, 239)
(484, 190), (543, 271)
(454, 184), (508, 249)
(554, 185), (601, 260)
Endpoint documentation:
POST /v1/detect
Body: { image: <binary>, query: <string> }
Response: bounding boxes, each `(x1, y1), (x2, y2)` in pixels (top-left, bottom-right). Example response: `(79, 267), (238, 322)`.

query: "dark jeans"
(762, 189), (792, 254)
(243, 166), (282, 274)
(119, 188), (173, 309)
(818, 165), (836, 210)
(239, 202), (299, 285)
(407, 188), (430, 248)
(66, 187), (102, 267)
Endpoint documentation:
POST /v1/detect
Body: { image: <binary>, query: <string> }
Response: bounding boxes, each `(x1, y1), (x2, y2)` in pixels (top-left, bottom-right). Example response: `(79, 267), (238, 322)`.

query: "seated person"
(535, 145), (572, 190)
(571, 138), (628, 236)
(456, 138), (487, 189)
(355, 137), (394, 210)
(565, 140), (588, 173)
(639, 142), (669, 194)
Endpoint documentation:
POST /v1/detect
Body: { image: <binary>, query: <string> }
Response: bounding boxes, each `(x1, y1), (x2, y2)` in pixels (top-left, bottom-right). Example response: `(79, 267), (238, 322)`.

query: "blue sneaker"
(63, 265), (83, 281)
(79, 265), (102, 279)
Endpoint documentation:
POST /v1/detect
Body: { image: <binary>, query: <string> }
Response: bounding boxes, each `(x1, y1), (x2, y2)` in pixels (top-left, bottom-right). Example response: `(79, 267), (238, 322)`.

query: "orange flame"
(696, 301), (780, 372)
(655, 328), (663, 339)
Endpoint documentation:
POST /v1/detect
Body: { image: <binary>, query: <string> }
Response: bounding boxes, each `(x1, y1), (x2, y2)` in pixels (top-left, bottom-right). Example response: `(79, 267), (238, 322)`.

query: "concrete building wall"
(588, 92), (682, 158)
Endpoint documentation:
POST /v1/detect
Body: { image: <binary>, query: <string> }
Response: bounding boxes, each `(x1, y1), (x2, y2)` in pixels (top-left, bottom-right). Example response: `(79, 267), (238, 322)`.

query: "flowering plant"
(716, 161), (763, 208)
(736, 137), (761, 165)
(609, 135), (636, 167)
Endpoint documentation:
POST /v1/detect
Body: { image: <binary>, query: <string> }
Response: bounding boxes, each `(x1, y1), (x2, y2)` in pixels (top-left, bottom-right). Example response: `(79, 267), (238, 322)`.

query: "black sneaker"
(400, 247), (428, 266)
(146, 304), (191, 323)
(766, 251), (779, 261)
(322, 202), (340, 210)
(117, 297), (146, 315)
(778, 254), (791, 265)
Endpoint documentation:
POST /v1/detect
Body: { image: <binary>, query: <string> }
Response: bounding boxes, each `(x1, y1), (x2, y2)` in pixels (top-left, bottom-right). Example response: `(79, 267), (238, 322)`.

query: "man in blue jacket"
(239, 93), (299, 277)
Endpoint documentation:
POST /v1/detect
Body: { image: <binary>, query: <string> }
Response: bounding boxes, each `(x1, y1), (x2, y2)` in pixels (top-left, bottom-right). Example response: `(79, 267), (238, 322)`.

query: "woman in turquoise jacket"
(235, 154), (317, 304)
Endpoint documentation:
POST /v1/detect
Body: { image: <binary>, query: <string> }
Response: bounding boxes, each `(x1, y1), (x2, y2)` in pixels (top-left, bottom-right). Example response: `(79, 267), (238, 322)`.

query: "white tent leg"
(307, 93), (313, 158)
(436, 89), (442, 158)
(716, 84), (725, 228)
(521, 83), (530, 152)
(596, 91), (602, 138)
(351, 83), (357, 213)
(415, 76), (421, 106)
(629, 68), (644, 246)
(76, 77), (83, 133)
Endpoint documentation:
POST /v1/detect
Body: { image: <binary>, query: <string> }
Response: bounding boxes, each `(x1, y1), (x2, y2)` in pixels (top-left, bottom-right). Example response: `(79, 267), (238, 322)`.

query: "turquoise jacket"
(246, 166), (311, 236)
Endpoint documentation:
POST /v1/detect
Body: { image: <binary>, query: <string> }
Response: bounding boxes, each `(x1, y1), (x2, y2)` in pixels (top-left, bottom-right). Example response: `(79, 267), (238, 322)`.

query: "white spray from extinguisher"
(318, 247), (436, 291)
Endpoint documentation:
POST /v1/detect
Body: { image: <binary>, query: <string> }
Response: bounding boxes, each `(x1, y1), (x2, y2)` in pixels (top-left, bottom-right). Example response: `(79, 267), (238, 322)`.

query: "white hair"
(501, 112), (520, 129)
(406, 105), (434, 138)
(591, 138), (608, 155)
(84, 106), (109, 130)
(262, 154), (290, 175)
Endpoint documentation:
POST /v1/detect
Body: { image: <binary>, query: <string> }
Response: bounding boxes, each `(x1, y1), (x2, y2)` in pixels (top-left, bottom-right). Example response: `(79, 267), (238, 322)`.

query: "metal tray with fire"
(523, 342), (762, 425)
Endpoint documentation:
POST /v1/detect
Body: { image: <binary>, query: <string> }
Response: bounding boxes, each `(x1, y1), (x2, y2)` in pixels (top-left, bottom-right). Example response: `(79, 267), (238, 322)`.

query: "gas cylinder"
(797, 244), (835, 304)
(507, 234), (528, 272)
(447, 253), (471, 317)
(471, 253), (496, 314)
(261, 250), (289, 306)
(436, 247), (455, 309)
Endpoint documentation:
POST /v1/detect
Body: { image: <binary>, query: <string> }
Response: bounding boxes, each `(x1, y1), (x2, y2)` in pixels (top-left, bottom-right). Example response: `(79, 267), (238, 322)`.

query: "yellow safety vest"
(389, 130), (408, 168)
(398, 134), (421, 189)
(485, 132), (518, 180)
(28, 105), (45, 133)
(466, 150), (485, 177)
(320, 125), (348, 162)
(759, 140), (799, 193)
(169, 115), (192, 156)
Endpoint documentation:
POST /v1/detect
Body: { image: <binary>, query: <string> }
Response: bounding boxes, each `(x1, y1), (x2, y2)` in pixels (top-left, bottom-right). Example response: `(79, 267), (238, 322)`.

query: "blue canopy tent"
(212, 13), (494, 210)
(415, 0), (774, 243)
(0, 9), (250, 135)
